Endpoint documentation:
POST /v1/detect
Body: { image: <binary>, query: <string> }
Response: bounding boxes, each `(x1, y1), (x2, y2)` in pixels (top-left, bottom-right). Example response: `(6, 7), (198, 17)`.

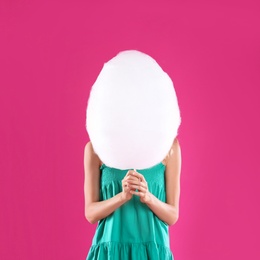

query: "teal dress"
(86, 161), (174, 260)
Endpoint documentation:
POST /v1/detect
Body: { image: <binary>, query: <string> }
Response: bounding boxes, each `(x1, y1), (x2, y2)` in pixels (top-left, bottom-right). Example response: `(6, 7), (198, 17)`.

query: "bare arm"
(146, 138), (181, 226)
(129, 138), (182, 226)
(84, 141), (131, 224)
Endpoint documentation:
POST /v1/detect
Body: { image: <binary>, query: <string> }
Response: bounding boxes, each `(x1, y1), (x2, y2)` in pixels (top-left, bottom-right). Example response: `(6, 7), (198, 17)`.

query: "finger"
(126, 175), (140, 181)
(123, 184), (132, 193)
(130, 190), (145, 197)
(122, 179), (129, 188)
(126, 169), (136, 177)
(125, 175), (134, 179)
(129, 171), (146, 183)
(128, 180), (146, 188)
(128, 184), (147, 191)
(123, 174), (134, 183)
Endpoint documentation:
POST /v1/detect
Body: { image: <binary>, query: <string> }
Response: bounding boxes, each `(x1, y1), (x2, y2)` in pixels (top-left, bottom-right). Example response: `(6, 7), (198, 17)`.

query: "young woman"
(84, 138), (181, 259)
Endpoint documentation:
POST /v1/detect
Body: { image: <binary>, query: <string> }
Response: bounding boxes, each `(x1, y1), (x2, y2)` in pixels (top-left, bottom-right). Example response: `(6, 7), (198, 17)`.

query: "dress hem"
(87, 240), (174, 260)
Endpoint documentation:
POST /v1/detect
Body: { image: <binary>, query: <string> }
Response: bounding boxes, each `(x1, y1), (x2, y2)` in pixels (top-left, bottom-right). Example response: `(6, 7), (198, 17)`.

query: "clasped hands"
(121, 169), (152, 204)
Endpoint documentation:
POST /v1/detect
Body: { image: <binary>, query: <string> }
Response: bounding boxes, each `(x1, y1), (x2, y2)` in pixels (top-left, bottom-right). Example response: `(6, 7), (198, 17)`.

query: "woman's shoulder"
(84, 141), (103, 167)
(162, 137), (180, 166)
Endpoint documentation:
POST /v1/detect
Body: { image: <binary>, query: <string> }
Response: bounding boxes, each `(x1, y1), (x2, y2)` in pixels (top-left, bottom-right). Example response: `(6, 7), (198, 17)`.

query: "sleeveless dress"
(86, 161), (174, 260)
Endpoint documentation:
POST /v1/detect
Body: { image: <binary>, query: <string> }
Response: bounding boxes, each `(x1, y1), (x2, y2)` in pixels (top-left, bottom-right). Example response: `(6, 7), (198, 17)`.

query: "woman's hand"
(128, 170), (152, 204)
(121, 170), (139, 202)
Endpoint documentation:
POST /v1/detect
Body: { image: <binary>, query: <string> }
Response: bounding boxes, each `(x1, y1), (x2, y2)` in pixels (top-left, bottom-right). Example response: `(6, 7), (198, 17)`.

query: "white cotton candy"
(86, 50), (181, 170)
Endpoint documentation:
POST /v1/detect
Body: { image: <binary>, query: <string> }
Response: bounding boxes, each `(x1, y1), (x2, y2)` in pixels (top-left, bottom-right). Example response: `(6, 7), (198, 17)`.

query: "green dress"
(86, 161), (174, 260)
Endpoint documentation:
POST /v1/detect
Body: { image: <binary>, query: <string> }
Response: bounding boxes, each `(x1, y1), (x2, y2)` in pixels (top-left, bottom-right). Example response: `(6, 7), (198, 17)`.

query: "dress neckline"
(100, 161), (166, 171)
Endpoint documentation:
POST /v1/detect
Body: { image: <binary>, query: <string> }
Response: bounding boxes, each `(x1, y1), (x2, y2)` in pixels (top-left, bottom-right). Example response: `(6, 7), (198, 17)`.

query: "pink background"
(1, 0), (259, 259)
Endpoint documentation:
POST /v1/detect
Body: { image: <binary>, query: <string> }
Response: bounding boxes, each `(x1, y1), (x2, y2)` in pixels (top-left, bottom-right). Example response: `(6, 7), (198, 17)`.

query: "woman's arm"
(84, 141), (129, 224)
(129, 138), (182, 226)
(147, 138), (181, 226)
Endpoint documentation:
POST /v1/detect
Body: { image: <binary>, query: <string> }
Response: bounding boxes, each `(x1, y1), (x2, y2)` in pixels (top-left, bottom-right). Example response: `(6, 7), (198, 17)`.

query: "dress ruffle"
(87, 241), (174, 260)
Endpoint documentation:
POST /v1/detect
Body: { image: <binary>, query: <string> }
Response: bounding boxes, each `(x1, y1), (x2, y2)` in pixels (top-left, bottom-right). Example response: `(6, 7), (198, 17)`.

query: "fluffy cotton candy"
(86, 50), (181, 170)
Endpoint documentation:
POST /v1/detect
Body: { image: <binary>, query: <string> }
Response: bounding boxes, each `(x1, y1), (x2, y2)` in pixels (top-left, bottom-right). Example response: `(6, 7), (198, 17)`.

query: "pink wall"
(1, 0), (259, 259)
